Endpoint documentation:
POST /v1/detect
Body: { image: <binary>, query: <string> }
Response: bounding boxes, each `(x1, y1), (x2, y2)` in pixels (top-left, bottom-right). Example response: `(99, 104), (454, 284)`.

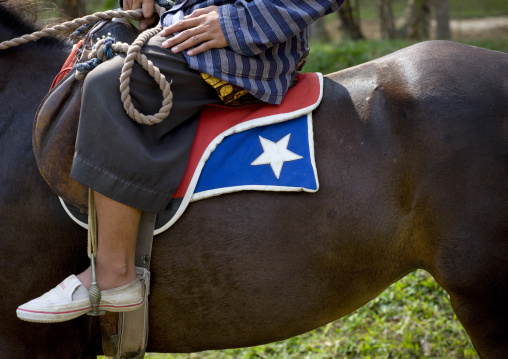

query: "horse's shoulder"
(325, 40), (507, 102)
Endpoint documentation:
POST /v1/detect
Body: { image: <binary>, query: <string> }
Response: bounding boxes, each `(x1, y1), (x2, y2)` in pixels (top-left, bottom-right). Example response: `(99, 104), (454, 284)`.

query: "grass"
(114, 271), (476, 359)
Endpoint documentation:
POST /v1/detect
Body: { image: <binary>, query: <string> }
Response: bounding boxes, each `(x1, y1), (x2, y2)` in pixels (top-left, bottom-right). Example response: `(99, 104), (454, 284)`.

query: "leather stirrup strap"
(134, 212), (157, 269)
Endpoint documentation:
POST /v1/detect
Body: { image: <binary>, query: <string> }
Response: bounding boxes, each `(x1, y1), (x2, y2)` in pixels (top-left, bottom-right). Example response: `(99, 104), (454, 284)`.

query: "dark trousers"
(71, 34), (219, 213)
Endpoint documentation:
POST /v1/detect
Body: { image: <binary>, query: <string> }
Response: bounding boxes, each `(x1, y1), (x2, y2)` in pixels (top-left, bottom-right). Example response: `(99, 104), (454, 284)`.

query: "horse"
(1, 1), (508, 358)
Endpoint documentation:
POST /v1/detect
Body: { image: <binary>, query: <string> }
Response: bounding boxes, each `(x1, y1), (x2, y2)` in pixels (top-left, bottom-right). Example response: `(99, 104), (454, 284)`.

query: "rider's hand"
(160, 6), (228, 56)
(123, 0), (158, 30)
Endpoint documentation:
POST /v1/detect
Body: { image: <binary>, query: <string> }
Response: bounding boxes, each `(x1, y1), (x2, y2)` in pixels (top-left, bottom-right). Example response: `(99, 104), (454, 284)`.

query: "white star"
(251, 134), (303, 179)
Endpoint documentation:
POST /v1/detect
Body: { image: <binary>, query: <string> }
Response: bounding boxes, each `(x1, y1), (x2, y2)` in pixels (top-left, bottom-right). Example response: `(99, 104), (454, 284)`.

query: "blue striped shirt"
(161, 0), (344, 104)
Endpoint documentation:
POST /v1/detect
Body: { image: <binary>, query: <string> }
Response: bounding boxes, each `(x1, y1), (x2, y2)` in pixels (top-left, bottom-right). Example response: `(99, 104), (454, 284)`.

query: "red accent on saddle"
(173, 72), (321, 198)
(49, 40), (83, 91)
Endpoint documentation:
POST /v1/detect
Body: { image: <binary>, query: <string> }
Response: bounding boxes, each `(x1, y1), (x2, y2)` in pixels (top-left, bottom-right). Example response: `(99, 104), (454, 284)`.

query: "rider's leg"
(76, 191), (141, 290)
(17, 34), (219, 323)
(16, 190), (144, 322)
(16, 190), (145, 323)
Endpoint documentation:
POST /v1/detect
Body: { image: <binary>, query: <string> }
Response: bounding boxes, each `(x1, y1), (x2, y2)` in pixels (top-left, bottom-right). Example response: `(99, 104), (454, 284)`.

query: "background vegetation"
(54, 0), (503, 357)
(305, 37), (508, 74)
(139, 270), (477, 359)
(358, 0), (508, 19)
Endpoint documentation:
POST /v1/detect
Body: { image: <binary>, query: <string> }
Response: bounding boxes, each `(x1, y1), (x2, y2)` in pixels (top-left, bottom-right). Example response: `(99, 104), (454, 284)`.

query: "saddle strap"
(50, 40), (83, 90)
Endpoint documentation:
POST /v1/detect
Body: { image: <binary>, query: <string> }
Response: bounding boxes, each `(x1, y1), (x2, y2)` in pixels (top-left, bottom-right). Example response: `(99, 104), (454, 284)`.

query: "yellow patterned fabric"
(200, 73), (261, 107)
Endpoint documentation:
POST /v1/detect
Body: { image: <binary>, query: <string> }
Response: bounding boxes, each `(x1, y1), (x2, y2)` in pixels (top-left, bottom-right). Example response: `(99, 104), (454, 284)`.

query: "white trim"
(192, 184), (315, 202)
(59, 197), (88, 230)
(307, 111), (320, 191)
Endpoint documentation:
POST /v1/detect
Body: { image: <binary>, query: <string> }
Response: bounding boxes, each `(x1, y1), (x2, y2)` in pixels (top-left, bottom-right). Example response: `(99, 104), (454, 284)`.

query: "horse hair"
(0, 0), (69, 49)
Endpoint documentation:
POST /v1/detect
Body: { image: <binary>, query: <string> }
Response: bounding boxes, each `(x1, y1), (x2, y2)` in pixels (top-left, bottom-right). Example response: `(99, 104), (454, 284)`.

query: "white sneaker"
(16, 275), (144, 323)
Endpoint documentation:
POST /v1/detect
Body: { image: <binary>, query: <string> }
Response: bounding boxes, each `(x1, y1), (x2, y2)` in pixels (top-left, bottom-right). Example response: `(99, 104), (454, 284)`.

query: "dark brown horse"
(1, 1), (508, 358)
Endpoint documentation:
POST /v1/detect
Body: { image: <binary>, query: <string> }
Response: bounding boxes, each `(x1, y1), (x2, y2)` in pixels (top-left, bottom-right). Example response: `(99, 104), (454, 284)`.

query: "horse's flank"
(1, 0), (508, 358)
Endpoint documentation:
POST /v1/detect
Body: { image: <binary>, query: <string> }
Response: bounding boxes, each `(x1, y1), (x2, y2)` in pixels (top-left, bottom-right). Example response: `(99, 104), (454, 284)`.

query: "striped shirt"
(161, 0), (344, 104)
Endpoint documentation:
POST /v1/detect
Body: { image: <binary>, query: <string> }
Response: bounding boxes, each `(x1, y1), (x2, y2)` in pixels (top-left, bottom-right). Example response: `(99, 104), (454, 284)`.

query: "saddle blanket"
(61, 72), (323, 234)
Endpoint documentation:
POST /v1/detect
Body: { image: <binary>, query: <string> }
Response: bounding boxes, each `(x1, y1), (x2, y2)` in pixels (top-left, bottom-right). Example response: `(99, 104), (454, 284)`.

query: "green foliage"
(449, 0), (508, 18)
(87, 0), (118, 14)
(304, 39), (508, 75)
(98, 271), (477, 359)
(304, 39), (412, 74)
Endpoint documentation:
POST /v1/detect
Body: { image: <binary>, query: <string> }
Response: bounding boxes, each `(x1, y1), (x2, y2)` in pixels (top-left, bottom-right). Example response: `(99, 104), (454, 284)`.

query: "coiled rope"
(0, 4), (173, 125)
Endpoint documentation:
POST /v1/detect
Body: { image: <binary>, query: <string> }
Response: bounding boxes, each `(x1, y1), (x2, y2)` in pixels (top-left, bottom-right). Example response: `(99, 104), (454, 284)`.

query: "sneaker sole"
(16, 305), (92, 323)
(16, 298), (144, 323)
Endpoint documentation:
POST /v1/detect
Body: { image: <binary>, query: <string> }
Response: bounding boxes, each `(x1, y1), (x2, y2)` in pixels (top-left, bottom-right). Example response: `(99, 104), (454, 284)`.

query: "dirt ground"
(448, 16), (508, 40)
(326, 15), (508, 41)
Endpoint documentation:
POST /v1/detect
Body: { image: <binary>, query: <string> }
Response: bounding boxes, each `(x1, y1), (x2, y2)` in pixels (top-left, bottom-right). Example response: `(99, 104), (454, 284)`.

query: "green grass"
(305, 39), (414, 74)
(448, 0), (508, 18)
(120, 271), (476, 358)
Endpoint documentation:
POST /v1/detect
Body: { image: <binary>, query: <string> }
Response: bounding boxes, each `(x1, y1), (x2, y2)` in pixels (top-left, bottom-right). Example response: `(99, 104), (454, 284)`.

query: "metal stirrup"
(88, 253), (105, 316)
(87, 188), (105, 316)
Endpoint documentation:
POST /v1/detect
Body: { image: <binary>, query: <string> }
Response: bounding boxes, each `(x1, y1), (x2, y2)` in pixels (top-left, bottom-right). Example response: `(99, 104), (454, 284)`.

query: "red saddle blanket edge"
(173, 72), (323, 199)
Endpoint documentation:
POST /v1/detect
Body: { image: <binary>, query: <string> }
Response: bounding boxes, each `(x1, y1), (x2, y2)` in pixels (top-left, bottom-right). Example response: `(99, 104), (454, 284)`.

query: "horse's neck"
(0, 41), (69, 136)
(0, 44), (70, 208)
(4, 33), (69, 86)
(0, 15), (71, 80)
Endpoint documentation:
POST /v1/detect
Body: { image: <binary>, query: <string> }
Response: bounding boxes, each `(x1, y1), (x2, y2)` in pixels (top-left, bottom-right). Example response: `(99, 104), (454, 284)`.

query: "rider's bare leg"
(77, 191), (141, 290)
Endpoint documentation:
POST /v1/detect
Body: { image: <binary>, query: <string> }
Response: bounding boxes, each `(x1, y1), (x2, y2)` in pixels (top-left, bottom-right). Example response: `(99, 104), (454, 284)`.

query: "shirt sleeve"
(218, 0), (344, 56)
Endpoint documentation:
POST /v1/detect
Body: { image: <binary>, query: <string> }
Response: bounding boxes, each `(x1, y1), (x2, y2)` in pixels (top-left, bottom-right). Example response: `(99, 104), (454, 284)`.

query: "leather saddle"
(33, 18), (140, 213)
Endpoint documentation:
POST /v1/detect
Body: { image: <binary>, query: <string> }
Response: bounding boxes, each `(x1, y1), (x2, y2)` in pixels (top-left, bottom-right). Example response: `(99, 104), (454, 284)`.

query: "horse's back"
(326, 40), (508, 119)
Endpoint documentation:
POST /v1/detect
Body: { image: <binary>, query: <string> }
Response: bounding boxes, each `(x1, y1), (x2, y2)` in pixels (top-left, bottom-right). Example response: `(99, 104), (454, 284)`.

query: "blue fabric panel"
(194, 115), (317, 193)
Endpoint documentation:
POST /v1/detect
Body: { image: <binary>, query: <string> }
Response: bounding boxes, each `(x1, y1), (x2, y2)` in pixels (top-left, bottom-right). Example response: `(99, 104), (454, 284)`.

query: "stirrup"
(87, 253), (105, 316)
(87, 188), (105, 316)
